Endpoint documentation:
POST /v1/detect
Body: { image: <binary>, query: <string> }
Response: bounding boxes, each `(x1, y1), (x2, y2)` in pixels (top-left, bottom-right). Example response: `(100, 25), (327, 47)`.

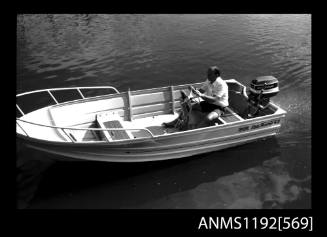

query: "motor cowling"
(248, 76), (279, 108)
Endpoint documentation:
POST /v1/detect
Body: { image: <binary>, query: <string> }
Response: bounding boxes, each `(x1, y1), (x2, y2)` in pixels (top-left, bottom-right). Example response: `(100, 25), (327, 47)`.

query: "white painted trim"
(17, 86), (120, 97)
(170, 85), (175, 114)
(16, 104), (24, 116)
(77, 88), (85, 99)
(47, 90), (59, 104)
(217, 118), (227, 124)
(127, 90), (133, 121)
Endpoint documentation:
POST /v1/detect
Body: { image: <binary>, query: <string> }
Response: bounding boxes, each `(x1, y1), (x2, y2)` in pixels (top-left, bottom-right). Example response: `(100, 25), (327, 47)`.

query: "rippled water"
(16, 14), (311, 209)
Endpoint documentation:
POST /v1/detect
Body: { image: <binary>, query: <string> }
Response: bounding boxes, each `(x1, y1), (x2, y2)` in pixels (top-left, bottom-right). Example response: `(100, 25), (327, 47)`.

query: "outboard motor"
(247, 76), (279, 117)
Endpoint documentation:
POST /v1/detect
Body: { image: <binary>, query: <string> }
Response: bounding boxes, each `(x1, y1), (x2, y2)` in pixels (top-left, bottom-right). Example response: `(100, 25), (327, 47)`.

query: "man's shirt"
(200, 77), (229, 107)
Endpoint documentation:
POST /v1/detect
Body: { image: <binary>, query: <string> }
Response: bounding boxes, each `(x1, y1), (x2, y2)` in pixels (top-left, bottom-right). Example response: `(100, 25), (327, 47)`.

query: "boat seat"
(96, 112), (133, 141)
(218, 107), (244, 124)
(145, 126), (166, 136)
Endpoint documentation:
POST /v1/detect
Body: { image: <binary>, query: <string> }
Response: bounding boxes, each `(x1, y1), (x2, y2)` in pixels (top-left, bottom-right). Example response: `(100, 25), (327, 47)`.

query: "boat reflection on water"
(134, 138), (311, 209)
(18, 136), (309, 209)
(143, 157), (311, 209)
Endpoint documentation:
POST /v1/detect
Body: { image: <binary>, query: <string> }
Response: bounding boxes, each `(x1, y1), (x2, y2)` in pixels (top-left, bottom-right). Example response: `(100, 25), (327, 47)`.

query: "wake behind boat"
(16, 77), (286, 162)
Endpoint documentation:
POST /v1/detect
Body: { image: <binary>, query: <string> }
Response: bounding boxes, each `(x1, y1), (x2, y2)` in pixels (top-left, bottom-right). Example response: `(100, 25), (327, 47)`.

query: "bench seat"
(218, 107), (244, 124)
(96, 112), (133, 141)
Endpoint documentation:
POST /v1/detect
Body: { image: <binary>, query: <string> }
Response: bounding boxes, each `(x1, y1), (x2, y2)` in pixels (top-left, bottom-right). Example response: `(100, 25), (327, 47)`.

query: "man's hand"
(188, 85), (196, 92)
(193, 89), (202, 97)
(188, 85), (200, 96)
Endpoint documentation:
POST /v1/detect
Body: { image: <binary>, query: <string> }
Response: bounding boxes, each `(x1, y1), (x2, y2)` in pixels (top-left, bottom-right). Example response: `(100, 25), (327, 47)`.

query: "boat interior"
(16, 80), (280, 143)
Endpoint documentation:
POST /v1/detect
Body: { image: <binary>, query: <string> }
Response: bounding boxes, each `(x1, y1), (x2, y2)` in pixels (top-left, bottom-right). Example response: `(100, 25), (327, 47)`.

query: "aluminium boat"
(16, 77), (286, 162)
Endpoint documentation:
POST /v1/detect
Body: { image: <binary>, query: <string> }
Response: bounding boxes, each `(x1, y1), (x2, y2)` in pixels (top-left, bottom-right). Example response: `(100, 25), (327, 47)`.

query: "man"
(189, 66), (229, 127)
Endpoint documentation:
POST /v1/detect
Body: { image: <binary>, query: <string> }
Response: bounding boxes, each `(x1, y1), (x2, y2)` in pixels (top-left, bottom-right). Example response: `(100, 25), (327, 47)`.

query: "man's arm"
(189, 85), (205, 94)
(192, 85), (224, 104)
(198, 93), (220, 104)
(190, 88), (220, 103)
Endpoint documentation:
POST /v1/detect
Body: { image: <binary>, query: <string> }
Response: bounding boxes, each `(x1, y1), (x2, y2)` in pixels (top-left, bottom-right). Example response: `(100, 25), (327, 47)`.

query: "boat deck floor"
(119, 113), (180, 139)
(68, 107), (245, 142)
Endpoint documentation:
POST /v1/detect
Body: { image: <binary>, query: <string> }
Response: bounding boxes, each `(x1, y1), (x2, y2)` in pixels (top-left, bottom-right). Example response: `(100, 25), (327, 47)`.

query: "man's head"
(207, 66), (221, 83)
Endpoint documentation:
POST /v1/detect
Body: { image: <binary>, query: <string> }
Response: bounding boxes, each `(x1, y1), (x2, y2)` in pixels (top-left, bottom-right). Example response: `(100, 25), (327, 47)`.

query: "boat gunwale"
(16, 111), (286, 146)
(22, 124), (282, 153)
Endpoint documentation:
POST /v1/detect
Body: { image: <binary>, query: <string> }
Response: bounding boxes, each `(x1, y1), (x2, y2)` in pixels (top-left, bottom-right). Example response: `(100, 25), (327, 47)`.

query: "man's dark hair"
(209, 66), (221, 77)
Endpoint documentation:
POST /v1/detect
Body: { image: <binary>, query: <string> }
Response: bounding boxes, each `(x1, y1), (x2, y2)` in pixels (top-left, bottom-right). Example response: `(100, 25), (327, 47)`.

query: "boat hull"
(17, 117), (283, 162)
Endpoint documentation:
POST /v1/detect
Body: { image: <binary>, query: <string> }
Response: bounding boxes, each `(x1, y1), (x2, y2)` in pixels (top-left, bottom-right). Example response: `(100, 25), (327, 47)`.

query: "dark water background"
(16, 14), (311, 209)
